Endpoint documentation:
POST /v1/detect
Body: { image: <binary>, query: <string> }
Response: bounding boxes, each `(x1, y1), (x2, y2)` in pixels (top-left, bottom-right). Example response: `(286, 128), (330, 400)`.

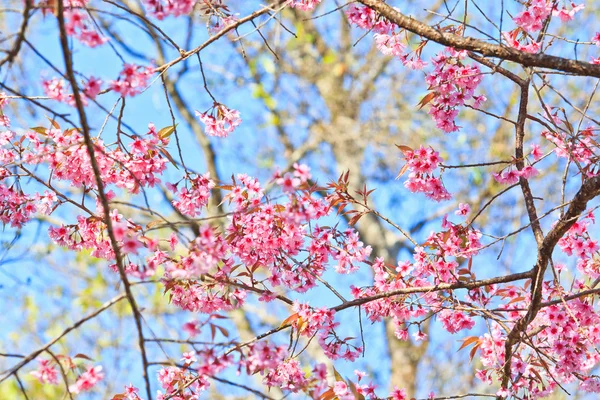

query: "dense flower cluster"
(69, 366), (104, 394)
(9, 1), (600, 400)
(142, 0), (196, 19)
(513, 0), (553, 32)
(506, 1), (584, 53)
(288, 0), (322, 11)
(346, 4), (427, 69)
(43, 77), (103, 106)
(543, 127), (597, 167)
(30, 359), (59, 385)
(401, 145), (451, 201)
(170, 173), (215, 217)
(110, 64), (154, 98)
(163, 165), (373, 317)
(195, 103), (242, 137)
(493, 165), (539, 184)
(425, 48), (485, 132)
(30, 358), (103, 394)
(64, 7), (108, 47)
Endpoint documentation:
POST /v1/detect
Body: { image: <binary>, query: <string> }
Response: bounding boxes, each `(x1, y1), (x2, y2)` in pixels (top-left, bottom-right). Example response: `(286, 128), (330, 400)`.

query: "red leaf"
(417, 92), (436, 109)
(395, 163), (410, 180)
(458, 336), (479, 351)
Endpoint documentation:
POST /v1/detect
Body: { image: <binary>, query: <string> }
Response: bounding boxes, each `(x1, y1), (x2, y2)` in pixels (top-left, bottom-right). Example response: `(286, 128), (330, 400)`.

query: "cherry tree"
(2, 0), (600, 399)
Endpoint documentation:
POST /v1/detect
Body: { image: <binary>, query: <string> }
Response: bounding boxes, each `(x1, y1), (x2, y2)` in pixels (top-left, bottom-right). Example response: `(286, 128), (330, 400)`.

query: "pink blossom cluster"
(543, 127), (596, 166)
(49, 211), (117, 260)
(351, 257), (430, 340)
(347, 5), (428, 69)
(43, 77), (102, 106)
(110, 64), (154, 97)
(170, 173), (215, 217)
(142, 0), (196, 19)
(288, 0), (322, 11)
(151, 344), (335, 398)
(425, 48), (485, 133)
(0, 183), (36, 228)
(552, 2), (585, 22)
(477, 285), (600, 397)
(437, 309), (475, 334)
(502, 29), (542, 54)
(264, 359), (308, 392)
(292, 302), (362, 361)
(69, 365), (104, 394)
(493, 165), (539, 184)
(513, 0), (553, 32)
(0, 92), (9, 127)
(155, 347), (232, 398)
(240, 341), (288, 375)
(402, 145), (451, 201)
(240, 342), (328, 395)
(27, 124), (168, 192)
(425, 217), (482, 260)
(161, 167), (376, 316)
(558, 212), (600, 277)
(195, 103), (241, 137)
(352, 218), (482, 339)
(49, 207), (155, 278)
(507, 1), (584, 54)
(346, 4), (394, 35)
(30, 359), (59, 385)
(274, 162), (312, 192)
(156, 366), (210, 399)
(64, 9), (108, 47)
(334, 228), (373, 274)
(209, 14), (239, 34)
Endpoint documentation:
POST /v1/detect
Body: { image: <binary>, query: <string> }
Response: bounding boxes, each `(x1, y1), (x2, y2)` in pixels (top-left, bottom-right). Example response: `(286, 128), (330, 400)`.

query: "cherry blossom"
(195, 103), (242, 137)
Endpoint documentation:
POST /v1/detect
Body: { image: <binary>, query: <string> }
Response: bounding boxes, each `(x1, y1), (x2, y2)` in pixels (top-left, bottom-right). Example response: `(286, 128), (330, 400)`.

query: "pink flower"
(293, 163), (311, 182)
(288, 0), (322, 11)
(553, 3), (585, 22)
(531, 143), (543, 160)
(520, 165), (539, 179)
(69, 365), (104, 394)
(183, 320), (201, 337)
(110, 64), (153, 97)
(84, 77), (102, 99)
(181, 351), (197, 364)
(493, 169), (520, 184)
(30, 359), (59, 385)
(196, 104), (241, 137)
(142, 0), (195, 19)
(124, 384), (140, 400)
(455, 203), (470, 217)
(513, 0), (552, 32)
(171, 173), (215, 217)
(64, 10), (108, 47)
(122, 237), (143, 255)
(346, 4), (376, 30)
(391, 387), (408, 400)
(276, 172), (301, 192)
(374, 33), (406, 57)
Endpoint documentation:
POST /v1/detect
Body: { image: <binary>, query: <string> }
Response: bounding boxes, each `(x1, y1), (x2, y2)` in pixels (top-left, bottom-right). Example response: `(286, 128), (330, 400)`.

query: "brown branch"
(357, 0), (600, 78)
(333, 270), (533, 312)
(55, 4), (152, 399)
(0, 294), (126, 383)
(0, 0), (32, 68)
(501, 175), (600, 389)
(155, 1), (284, 73)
